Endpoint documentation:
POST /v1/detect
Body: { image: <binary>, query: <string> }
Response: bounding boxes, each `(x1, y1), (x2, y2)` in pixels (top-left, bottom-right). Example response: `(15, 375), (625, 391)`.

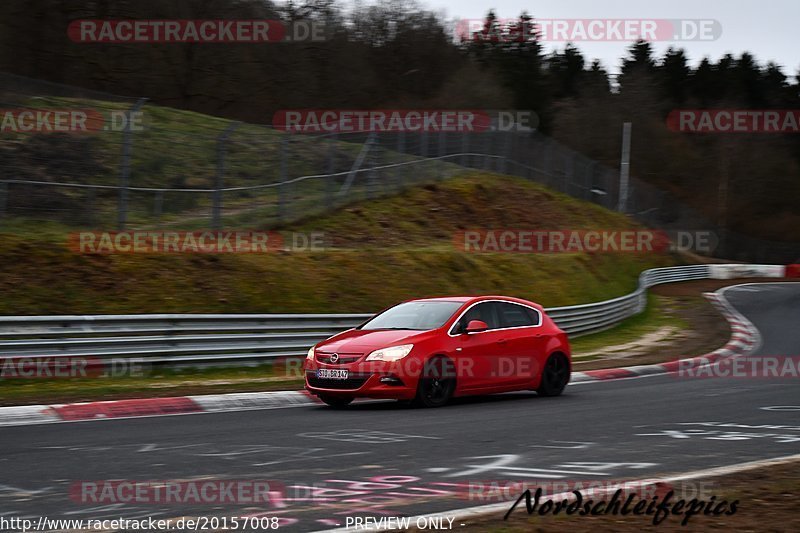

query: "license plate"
(316, 369), (349, 380)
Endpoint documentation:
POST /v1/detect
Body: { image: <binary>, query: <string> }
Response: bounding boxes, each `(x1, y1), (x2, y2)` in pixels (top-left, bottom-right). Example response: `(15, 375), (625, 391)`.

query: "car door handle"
(497, 338), (508, 344)
(533, 333), (543, 338)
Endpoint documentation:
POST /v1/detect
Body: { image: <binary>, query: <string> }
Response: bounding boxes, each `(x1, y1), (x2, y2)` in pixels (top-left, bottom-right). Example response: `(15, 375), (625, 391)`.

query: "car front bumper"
(304, 361), (420, 399)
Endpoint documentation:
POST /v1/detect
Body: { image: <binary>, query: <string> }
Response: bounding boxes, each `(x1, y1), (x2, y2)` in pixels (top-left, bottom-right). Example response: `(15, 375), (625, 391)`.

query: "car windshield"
(359, 301), (463, 331)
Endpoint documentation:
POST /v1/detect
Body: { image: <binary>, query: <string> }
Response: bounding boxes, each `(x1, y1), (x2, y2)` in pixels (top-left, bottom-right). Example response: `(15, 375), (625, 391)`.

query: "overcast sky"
(347, 0), (800, 77)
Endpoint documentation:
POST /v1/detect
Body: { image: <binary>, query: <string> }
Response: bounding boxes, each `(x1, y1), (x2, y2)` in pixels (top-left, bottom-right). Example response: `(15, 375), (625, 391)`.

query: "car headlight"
(365, 344), (414, 362)
(306, 347), (315, 360)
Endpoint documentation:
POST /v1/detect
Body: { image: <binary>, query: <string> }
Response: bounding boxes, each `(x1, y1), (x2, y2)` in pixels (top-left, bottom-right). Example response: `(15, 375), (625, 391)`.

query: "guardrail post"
(117, 98), (147, 231)
(213, 122), (240, 230)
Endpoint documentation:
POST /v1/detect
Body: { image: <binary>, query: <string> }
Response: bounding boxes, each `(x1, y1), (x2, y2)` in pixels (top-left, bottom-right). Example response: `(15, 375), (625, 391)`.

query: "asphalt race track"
(1, 283), (798, 532)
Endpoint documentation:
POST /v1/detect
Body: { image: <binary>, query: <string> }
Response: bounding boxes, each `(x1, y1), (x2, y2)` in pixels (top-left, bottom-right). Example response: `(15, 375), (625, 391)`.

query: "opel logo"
(330, 353), (339, 363)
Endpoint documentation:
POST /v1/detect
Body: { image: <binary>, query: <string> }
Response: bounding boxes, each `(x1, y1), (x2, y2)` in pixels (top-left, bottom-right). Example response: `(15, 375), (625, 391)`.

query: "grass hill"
(0, 172), (673, 315)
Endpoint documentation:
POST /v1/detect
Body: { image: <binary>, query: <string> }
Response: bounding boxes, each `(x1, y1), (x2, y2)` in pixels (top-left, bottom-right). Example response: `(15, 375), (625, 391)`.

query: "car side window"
(497, 302), (538, 328)
(453, 302), (499, 334)
(524, 306), (542, 326)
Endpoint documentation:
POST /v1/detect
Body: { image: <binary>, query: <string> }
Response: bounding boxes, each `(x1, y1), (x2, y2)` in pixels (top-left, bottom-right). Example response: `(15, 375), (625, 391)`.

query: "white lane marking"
(313, 453), (800, 532)
(762, 406), (800, 411)
(528, 441), (593, 449)
(298, 429), (441, 443)
(442, 455), (649, 479)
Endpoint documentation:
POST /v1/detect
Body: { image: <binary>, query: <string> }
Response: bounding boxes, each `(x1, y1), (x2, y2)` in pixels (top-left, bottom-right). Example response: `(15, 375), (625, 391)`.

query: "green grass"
(0, 362), (304, 406)
(0, 172), (674, 315)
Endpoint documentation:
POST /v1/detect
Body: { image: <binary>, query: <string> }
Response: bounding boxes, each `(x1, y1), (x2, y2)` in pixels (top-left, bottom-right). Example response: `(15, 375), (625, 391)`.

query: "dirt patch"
(573, 293), (728, 371)
(573, 278), (799, 371)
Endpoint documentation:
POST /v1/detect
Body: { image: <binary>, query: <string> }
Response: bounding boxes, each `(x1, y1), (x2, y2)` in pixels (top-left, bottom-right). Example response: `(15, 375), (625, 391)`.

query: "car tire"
(536, 353), (570, 397)
(318, 395), (354, 408)
(412, 356), (456, 408)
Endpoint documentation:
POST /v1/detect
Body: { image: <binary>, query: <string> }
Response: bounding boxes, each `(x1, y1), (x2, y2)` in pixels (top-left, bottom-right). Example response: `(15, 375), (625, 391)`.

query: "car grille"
(306, 371), (370, 390)
(315, 352), (363, 364)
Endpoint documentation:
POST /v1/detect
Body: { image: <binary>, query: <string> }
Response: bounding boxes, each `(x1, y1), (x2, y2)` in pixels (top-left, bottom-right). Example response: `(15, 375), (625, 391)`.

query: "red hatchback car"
(304, 296), (571, 407)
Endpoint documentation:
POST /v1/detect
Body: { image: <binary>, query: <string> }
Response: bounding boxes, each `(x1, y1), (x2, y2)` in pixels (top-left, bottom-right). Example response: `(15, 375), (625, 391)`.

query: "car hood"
(317, 329), (426, 353)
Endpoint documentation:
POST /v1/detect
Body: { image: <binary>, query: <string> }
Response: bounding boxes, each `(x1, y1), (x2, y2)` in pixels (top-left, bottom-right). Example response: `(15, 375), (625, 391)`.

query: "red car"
(304, 296), (571, 408)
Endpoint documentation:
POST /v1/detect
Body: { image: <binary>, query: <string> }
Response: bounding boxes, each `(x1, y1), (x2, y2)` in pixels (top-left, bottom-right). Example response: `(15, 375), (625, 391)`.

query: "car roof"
(410, 296), (473, 303)
(410, 295), (542, 307)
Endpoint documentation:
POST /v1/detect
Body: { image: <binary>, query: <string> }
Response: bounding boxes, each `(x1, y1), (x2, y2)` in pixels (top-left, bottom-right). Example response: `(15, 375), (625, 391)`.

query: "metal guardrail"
(0, 264), (776, 365)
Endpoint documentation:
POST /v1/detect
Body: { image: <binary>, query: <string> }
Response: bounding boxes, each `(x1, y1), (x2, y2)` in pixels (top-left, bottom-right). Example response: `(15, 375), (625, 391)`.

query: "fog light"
(379, 376), (404, 386)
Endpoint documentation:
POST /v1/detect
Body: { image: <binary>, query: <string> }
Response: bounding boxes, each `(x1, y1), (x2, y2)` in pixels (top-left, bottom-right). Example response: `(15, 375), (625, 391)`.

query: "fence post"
(421, 131), (429, 159)
(212, 122), (240, 230)
(617, 121), (632, 213)
(0, 182), (6, 219)
(543, 138), (553, 185)
(118, 98), (147, 231)
(495, 132), (505, 173)
(278, 137), (289, 223)
(461, 133), (469, 167)
(154, 190), (164, 226)
(85, 187), (96, 226)
(483, 133), (491, 170)
(396, 131), (406, 188)
(565, 153), (575, 194)
(438, 130), (446, 158)
(325, 133), (337, 207)
(366, 136), (378, 199)
(499, 133), (510, 174)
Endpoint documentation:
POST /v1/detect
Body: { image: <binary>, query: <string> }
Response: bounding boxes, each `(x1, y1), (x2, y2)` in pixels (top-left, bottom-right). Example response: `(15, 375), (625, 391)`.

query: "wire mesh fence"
(1, 72), (798, 262)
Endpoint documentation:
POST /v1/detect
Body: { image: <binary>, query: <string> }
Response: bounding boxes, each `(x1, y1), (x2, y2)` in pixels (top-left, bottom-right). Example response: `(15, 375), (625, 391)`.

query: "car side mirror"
(465, 320), (489, 334)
